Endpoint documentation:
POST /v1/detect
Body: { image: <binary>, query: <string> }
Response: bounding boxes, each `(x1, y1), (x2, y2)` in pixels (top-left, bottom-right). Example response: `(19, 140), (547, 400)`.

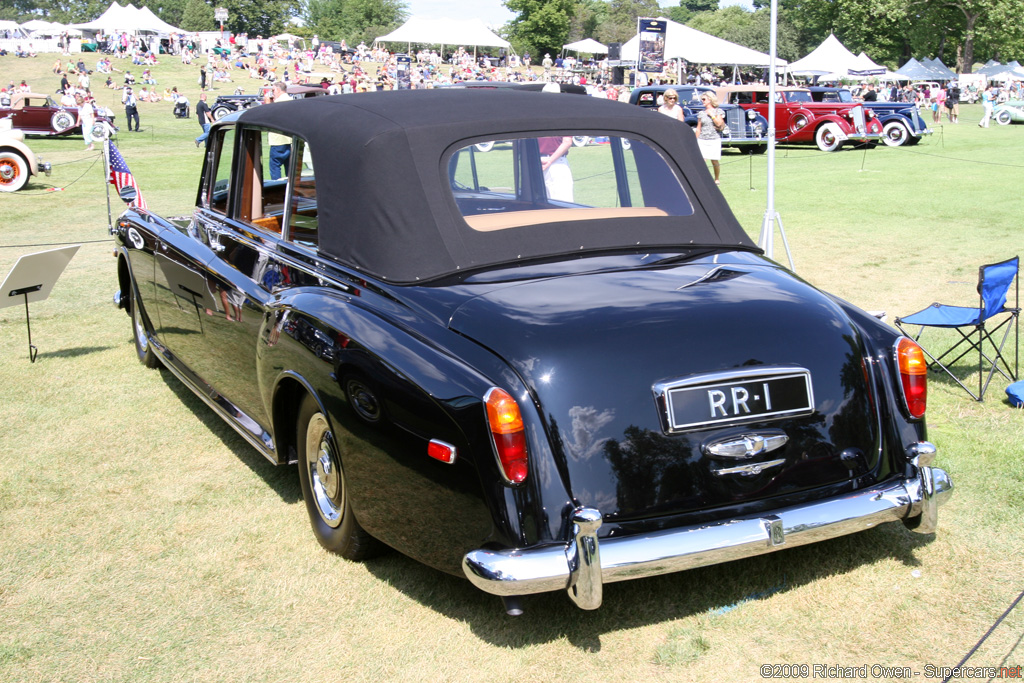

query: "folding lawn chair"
(895, 256), (1019, 401)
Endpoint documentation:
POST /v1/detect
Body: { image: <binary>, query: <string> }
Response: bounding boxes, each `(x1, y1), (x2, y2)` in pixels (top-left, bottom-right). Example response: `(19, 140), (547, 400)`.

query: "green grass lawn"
(1, 54), (1022, 682)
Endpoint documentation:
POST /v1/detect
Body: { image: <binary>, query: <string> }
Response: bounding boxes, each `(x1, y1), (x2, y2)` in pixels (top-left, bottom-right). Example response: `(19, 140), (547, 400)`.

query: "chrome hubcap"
(0, 164), (14, 182)
(306, 413), (343, 528)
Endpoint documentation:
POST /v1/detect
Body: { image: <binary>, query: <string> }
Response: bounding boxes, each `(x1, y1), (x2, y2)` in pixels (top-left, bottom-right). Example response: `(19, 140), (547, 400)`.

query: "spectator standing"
(75, 94), (96, 151)
(122, 85), (140, 131)
(694, 92), (725, 185)
(947, 82), (960, 123)
(199, 64), (207, 91)
(657, 90), (685, 122)
(862, 83), (878, 102)
(267, 81), (292, 179)
(194, 92), (211, 147)
(979, 84), (994, 127)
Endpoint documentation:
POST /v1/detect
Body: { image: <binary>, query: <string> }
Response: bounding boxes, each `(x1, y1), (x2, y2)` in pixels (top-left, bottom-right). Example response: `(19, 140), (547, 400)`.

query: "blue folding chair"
(895, 256), (1019, 400)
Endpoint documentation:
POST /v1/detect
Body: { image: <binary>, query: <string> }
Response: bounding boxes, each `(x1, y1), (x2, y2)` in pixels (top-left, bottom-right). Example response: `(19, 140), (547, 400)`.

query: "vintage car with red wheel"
(716, 85), (883, 152)
(110, 89), (951, 614)
(0, 92), (116, 140)
(0, 121), (52, 192)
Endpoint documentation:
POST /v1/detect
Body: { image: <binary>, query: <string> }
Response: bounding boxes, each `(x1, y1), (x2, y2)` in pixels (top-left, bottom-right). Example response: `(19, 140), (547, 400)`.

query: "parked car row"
(630, 84), (937, 151)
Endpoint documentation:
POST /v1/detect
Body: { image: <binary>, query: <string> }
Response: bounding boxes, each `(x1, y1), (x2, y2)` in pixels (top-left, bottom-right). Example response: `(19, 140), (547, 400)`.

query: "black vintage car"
(111, 89), (952, 613)
(209, 83), (328, 120)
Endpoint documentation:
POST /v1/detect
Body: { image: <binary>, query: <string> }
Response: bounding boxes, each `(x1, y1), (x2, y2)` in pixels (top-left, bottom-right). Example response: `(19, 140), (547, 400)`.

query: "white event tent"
(620, 18), (784, 68)
(375, 17), (510, 52)
(563, 38), (607, 55)
(73, 2), (184, 37)
(787, 33), (896, 80)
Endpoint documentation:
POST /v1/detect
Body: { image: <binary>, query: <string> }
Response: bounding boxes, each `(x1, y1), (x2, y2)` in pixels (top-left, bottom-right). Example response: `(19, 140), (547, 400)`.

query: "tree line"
(3, 0), (1022, 73)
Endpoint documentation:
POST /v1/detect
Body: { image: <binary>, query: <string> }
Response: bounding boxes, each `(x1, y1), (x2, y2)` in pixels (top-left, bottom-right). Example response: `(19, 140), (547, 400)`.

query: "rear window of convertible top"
(448, 135), (695, 232)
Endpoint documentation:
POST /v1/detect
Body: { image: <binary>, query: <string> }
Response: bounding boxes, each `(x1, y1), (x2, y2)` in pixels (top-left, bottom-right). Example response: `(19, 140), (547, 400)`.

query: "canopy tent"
(0, 20), (29, 38)
(375, 16), (510, 50)
(787, 33), (891, 80)
(922, 57), (957, 79)
(73, 2), (184, 36)
(620, 18), (784, 67)
(24, 21), (82, 37)
(563, 38), (607, 55)
(850, 51), (902, 80)
(895, 57), (948, 81)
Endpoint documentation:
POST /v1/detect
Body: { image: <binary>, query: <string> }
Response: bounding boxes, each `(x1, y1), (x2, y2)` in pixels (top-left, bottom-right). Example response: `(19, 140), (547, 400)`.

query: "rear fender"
(260, 291), (573, 570)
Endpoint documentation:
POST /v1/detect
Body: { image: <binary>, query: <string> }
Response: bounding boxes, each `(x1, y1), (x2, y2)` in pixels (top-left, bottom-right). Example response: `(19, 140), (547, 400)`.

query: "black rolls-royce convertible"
(111, 89), (952, 613)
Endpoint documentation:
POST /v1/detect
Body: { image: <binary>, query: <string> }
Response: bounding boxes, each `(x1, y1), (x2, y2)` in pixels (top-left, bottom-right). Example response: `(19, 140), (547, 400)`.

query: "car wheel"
(747, 145), (767, 155)
(210, 105), (232, 121)
(882, 121), (910, 147)
(0, 151), (29, 192)
(815, 125), (844, 152)
(296, 393), (382, 559)
(996, 110), (1012, 125)
(571, 136), (590, 147)
(473, 141), (494, 153)
(131, 284), (160, 368)
(91, 121), (110, 141)
(51, 110), (76, 133)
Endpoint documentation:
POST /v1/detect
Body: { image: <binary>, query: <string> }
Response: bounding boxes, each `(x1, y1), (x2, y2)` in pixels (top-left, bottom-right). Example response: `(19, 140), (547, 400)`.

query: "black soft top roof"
(234, 89), (756, 283)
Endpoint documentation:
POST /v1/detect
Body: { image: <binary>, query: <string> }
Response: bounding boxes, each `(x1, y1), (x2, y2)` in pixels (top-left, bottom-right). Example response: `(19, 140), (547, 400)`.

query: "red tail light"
(896, 337), (927, 418)
(484, 388), (528, 484)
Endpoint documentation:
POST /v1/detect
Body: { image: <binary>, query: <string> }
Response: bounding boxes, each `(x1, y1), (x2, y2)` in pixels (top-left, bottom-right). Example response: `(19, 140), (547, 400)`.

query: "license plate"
(655, 368), (814, 433)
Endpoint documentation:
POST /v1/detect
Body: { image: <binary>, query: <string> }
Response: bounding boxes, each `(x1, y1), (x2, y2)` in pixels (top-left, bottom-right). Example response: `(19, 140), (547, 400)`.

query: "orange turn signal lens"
(484, 388), (528, 484)
(896, 337), (927, 418)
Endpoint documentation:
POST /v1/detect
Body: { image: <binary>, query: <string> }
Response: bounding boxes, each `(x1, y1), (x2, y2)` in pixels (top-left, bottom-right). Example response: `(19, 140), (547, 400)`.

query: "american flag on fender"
(106, 141), (148, 210)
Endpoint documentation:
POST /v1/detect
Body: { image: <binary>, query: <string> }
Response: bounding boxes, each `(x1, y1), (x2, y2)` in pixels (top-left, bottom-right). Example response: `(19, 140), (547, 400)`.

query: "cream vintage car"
(0, 117), (52, 192)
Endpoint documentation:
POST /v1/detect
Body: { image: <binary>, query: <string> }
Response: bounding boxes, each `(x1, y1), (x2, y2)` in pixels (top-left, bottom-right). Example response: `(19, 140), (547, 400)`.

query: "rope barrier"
(6, 153), (105, 195)
(941, 588), (1023, 683)
(0, 238), (112, 250)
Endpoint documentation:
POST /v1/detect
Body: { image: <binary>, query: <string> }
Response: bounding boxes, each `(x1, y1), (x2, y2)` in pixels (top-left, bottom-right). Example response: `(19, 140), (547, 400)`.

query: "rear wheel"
(473, 141), (494, 152)
(995, 110), (1012, 125)
(0, 151), (28, 192)
(51, 110), (75, 132)
(882, 121), (910, 147)
(296, 393), (381, 559)
(815, 125), (844, 152)
(131, 284), (160, 368)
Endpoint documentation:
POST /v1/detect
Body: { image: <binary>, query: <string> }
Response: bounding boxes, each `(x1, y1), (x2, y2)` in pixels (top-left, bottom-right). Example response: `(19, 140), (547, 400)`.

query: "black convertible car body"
(112, 89), (951, 613)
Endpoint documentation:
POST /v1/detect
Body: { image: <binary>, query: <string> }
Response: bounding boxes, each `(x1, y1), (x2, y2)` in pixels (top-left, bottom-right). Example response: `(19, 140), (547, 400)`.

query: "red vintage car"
(0, 92), (116, 140)
(716, 85), (883, 152)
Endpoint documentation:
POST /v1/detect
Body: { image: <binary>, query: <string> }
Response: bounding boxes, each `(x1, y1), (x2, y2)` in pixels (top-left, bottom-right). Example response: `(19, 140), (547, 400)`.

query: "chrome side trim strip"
(462, 468), (952, 606)
(151, 339), (280, 465)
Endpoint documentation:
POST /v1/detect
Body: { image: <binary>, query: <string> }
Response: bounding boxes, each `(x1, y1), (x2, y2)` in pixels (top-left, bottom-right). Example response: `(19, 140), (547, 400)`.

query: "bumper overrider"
(462, 443), (952, 610)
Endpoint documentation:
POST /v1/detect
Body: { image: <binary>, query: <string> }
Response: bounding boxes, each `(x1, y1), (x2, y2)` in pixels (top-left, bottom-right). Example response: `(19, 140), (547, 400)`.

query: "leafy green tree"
(594, 0), (660, 45)
(302, 0), (406, 44)
(181, 0), (216, 31)
(568, 0), (608, 42)
(149, 0), (189, 28)
(504, 0), (575, 57)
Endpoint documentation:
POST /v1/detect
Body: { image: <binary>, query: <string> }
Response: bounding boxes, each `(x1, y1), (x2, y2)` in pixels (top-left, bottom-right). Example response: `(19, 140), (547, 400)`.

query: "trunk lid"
(449, 259), (880, 523)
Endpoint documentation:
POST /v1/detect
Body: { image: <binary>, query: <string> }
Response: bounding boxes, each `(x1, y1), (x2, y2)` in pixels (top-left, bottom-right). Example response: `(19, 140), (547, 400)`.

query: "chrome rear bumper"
(463, 462), (952, 610)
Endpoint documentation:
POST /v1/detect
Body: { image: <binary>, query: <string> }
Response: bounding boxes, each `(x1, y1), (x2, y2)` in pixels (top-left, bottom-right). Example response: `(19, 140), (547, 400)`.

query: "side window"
(231, 127), (318, 246)
(208, 128), (236, 214)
